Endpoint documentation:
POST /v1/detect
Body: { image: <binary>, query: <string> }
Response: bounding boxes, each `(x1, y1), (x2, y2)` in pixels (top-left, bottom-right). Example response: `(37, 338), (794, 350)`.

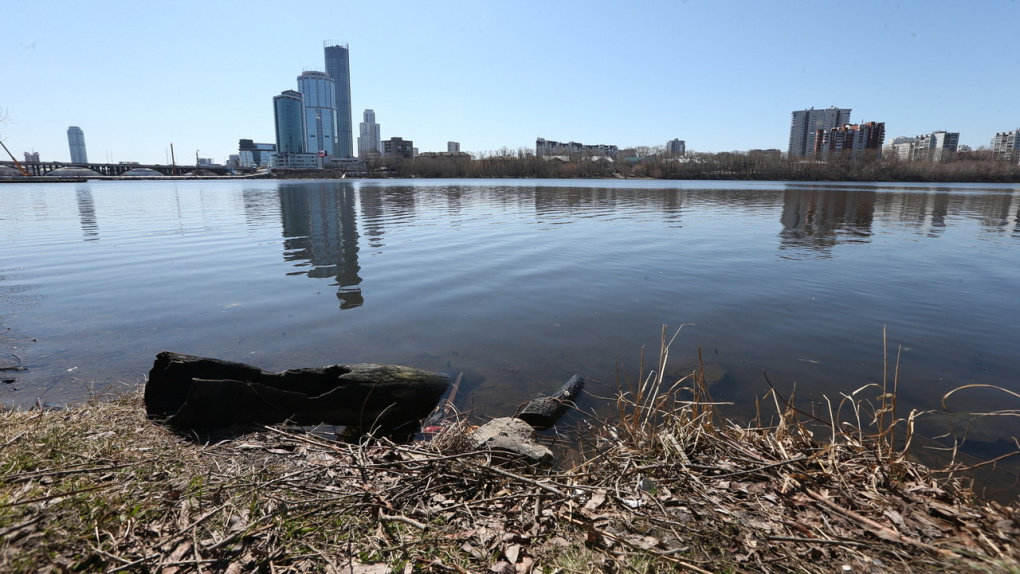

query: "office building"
(383, 137), (414, 159)
(24, 151), (39, 163)
(992, 129), (1020, 163)
(324, 43), (354, 158)
(297, 71), (337, 157)
(67, 126), (88, 163)
(536, 137), (619, 158)
(273, 90), (306, 154)
(666, 138), (686, 156)
(813, 122), (885, 160)
(788, 107), (852, 158)
(448, 141), (461, 153)
(238, 139), (276, 168)
(358, 109), (381, 157)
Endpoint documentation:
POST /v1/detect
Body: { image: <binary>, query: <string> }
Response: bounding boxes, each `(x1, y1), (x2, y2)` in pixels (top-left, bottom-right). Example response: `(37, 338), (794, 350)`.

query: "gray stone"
(472, 417), (553, 465)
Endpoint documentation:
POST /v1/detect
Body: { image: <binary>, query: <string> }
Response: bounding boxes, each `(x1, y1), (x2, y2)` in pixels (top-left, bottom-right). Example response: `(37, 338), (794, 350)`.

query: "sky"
(2, 0), (1019, 165)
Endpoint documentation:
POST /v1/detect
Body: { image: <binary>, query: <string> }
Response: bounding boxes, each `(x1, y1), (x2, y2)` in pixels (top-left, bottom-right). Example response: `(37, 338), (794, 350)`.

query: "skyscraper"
(788, 107), (851, 158)
(297, 71), (337, 156)
(274, 90), (306, 153)
(67, 126), (88, 163)
(358, 109), (381, 157)
(324, 43), (354, 158)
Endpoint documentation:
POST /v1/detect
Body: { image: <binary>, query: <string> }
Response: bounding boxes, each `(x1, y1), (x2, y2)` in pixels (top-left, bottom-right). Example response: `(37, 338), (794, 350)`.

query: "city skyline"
(2, 0), (1018, 165)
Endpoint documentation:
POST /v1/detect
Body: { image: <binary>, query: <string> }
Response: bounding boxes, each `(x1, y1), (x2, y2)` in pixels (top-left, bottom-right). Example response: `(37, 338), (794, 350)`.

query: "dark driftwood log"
(515, 374), (585, 430)
(144, 351), (449, 435)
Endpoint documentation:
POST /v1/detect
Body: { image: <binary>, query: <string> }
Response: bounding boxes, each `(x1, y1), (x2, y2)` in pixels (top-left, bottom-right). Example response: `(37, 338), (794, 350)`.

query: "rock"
(144, 351), (449, 437)
(473, 417), (553, 465)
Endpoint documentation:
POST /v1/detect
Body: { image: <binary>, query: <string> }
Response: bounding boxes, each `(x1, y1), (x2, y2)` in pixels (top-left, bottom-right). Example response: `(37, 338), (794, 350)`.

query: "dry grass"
(2, 330), (1019, 573)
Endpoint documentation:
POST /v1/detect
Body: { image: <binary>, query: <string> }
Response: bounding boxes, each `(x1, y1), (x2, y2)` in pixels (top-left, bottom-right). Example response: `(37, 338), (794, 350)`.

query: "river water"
(2, 179), (1019, 473)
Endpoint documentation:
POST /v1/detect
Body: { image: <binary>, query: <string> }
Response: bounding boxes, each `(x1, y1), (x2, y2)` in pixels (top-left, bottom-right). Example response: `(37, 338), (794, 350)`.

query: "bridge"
(1, 161), (248, 177)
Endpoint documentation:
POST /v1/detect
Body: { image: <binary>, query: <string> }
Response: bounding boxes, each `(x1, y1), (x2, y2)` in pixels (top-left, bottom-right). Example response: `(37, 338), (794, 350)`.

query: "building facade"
(813, 122), (886, 160)
(447, 141), (461, 153)
(67, 126), (88, 163)
(324, 43), (354, 159)
(991, 129), (1020, 163)
(24, 151), (40, 163)
(536, 137), (619, 158)
(273, 90), (306, 154)
(297, 71), (337, 157)
(788, 107), (852, 158)
(666, 138), (686, 156)
(383, 137), (414, 159)
(358, 109), (381, 157)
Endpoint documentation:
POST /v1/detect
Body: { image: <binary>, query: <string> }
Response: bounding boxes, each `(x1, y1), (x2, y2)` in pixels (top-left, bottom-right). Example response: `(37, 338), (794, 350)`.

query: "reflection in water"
(75, 185), (99, 241)
(532, 186), (684, 226)
(279, 182), (363, 309)
(779, 187), (875, 257)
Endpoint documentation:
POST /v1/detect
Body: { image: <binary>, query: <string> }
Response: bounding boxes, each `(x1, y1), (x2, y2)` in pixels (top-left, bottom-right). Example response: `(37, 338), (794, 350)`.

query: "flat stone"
(472, 417), (553, 465)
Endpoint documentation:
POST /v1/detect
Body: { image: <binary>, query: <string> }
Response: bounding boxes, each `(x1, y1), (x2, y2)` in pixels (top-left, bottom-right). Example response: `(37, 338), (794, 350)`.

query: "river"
(2, 178), (1019, 480)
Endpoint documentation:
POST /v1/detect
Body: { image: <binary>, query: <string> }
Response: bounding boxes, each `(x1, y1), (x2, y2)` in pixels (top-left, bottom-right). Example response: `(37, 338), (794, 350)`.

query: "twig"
(803, 488), (957, 558)
(767, 536), (867, 547)
(477, 464), (566, 498)
(379, 513), (428, 530)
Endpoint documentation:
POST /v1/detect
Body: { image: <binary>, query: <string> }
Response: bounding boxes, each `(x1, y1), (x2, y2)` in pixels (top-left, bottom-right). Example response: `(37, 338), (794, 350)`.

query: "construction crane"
(0, 139), (30, 176)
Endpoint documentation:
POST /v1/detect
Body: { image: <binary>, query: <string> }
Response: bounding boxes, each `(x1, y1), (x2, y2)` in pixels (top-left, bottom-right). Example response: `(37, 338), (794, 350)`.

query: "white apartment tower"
(992, 129), (1020, 163)
(911, 131), (960, 162)
(447, 141), (461, 153)
(788, 107), (852, 158)
(358, 109), (381, 157)
(67, 126), (88, 163)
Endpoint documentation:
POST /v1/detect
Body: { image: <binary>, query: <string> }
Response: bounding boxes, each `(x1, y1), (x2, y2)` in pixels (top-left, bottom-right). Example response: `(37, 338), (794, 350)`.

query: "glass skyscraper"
(67, 126), (88, 163)
(324, 43), (354, 159)
(273, 90), (306, 154)
(297, 71), (337, 157)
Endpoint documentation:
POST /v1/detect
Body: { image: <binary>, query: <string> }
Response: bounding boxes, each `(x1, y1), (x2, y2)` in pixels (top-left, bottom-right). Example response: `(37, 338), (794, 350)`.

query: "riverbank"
(2, 366), (1018, 573)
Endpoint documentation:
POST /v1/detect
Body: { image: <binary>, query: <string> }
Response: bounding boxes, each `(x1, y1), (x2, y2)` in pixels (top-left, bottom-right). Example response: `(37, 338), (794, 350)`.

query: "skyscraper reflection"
(279, 182), (363, 309)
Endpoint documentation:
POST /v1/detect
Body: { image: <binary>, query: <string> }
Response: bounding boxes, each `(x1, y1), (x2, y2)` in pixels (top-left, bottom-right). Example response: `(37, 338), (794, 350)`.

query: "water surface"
(2, 179), (1019, 468)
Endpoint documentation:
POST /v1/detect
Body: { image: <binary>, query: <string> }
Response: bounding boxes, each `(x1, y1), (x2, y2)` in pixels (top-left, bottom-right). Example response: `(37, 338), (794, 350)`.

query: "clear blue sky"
(3, 0), (1018, 165)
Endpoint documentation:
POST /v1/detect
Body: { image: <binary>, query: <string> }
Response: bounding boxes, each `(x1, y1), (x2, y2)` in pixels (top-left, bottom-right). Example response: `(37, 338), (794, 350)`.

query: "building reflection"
(279, 182), (363, 309)
(532, 186), (684, 226)
(75, 185), (99, 241)
(779, 187), (875, 258)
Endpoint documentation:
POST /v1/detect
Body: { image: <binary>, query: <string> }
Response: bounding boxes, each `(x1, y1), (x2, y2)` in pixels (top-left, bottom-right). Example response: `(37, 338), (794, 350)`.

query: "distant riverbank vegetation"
(357, 148), (1020, 183)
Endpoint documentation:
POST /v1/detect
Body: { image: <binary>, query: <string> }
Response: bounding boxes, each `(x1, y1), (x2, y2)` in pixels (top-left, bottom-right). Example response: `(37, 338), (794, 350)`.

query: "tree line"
(372, 147), (1020, 183)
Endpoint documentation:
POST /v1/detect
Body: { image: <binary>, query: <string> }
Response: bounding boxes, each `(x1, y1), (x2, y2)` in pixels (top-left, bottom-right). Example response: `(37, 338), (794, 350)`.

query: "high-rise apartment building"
(666, 138), (686, 156)
(911, 131), (959, 162)
(67, 126), (88, 163)
(813, 122), (885, 160)
(24, 151), (40, 163)
(788, 107), (852, 158)
(273, 90), (306, 154)
(536, 138), (619, 158)
(447, 141), (461, 153)
(297, 71), (337, 157)
(358, 109), (381, 157)
(991, 129), (1020, 163)
(324, 43), (354, 159)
